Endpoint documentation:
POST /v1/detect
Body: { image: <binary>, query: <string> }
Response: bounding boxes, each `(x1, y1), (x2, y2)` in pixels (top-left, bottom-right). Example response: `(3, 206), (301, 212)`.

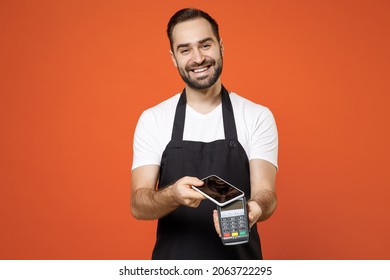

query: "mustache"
(185, 57), (215, 72)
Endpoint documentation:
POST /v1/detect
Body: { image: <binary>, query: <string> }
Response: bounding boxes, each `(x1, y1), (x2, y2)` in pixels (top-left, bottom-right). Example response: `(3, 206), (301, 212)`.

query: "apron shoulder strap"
(171, 89), (186, 141)
(221, 86), (238, 140)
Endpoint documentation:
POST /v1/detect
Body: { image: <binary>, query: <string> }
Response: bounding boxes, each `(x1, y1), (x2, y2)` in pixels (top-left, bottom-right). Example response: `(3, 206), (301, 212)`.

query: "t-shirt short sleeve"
(131, 95), (179, 171)
(132, 110), (162, 170)
(248, 107), (278, 169)
(229, 93), (278, 169)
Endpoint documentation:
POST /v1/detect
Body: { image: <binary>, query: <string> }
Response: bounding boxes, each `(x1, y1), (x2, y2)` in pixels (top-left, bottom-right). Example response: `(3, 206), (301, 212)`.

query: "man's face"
(170, 18), (223, 90)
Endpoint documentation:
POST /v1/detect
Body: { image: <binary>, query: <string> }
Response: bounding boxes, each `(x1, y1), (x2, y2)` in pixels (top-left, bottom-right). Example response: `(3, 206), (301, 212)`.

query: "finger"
(247, 200), (262, 228)
(181, 176), (204, 187)
(248, 207), (257, 223)
(174, 177), (205, 201)
(248, 214), (256, 228)
(186, 178), (206, 200)
(187, 199), (202, 208)
(189, 187), (207, 200)
(194, 194), (207, 200)
(213, 210), (221, 237)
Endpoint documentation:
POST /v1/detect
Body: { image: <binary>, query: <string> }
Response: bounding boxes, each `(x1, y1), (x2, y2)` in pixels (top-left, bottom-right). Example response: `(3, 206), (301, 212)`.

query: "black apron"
(152, 86), (262, 260)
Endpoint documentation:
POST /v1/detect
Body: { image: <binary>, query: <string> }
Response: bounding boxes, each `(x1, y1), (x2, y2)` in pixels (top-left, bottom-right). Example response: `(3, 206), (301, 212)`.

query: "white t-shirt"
(132, 92), (278, 170)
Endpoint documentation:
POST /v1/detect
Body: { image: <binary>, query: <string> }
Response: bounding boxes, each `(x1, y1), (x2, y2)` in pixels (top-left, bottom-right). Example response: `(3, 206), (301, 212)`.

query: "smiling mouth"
(191, 66), (211, 73)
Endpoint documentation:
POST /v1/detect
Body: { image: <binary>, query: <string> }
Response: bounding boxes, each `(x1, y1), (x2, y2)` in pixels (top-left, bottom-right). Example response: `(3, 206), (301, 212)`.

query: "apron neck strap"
(171, 85), (238, 141)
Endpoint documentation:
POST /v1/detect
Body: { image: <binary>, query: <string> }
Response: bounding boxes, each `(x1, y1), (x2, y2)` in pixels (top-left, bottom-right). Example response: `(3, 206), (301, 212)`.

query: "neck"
(185, 82), (222, 114)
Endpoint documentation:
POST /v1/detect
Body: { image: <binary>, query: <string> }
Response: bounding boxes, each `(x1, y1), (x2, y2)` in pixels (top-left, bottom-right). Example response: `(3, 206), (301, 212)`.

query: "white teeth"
(193, 67), (208, 73)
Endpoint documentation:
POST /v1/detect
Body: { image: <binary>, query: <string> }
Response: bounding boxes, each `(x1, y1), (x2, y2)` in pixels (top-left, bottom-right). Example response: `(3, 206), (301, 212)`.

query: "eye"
(180, 49), (190, 55)
(202, 44), (211, 49)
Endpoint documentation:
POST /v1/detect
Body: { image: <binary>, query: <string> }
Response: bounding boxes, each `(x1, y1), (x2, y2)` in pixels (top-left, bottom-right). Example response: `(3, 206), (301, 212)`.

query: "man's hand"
(212, 210), (222, 237)
(212, 200), (262, 237)
(246, 200), (263, 228)
(131, 164), (207, 220)
(171, 176), (206, 208)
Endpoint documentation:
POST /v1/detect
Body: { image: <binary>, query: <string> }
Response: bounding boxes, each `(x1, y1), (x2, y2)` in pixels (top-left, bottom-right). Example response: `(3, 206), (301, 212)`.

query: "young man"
(131, 8), (278, 259)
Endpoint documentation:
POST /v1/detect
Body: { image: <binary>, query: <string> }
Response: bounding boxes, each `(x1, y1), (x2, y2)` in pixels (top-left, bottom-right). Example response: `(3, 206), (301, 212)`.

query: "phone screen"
(196, 175), (244, 205)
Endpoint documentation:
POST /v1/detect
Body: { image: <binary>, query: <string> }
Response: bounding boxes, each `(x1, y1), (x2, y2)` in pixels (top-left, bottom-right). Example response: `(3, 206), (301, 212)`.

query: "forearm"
(249, 189), (277, 222)
(131, 186), (179, 220)
(248, 159), (278, 222)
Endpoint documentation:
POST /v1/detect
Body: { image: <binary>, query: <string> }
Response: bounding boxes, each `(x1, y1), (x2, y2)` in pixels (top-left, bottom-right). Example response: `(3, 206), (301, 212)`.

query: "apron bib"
(152, 86), (262, 259)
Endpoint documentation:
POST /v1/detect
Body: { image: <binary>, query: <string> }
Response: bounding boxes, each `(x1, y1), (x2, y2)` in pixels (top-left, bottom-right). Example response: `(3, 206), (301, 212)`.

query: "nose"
(192, 49), (205, 64)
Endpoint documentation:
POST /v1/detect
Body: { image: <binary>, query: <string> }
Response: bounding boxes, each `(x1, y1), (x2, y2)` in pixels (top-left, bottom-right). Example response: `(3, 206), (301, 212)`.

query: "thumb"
(213, 210), (221, 237)
(191, 178), (204, 187)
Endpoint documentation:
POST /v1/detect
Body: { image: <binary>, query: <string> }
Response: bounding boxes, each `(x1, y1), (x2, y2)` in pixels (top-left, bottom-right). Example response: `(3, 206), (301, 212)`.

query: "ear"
(170, 50), (178, 68)
(220, 38), (224, 57)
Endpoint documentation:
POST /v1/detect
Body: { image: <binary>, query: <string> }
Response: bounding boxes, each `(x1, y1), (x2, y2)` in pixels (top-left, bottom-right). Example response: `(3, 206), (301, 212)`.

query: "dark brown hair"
(167, 8), (220, 51)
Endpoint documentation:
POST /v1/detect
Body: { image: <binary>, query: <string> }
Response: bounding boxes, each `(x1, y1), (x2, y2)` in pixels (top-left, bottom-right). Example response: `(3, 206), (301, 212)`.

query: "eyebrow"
(176, 37), (214, 52)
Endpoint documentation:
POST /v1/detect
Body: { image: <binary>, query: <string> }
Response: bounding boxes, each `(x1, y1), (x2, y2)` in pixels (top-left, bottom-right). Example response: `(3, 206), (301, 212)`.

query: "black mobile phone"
(191, 175), (244, 207)
(218, 197), (249, 245)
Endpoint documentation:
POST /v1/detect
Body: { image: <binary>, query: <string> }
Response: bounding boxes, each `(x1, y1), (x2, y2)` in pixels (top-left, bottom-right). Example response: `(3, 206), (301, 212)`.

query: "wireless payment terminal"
(218, 197), (249, 245)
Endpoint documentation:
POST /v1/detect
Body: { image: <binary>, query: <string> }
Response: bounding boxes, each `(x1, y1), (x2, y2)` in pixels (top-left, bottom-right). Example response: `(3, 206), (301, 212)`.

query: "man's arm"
(246, 159), (277, 227)
(131, 165), (206, 220)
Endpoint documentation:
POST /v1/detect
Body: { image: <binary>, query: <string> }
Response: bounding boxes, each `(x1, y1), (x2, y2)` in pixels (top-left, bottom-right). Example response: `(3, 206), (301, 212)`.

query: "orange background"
(1, 0), (389, 259)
